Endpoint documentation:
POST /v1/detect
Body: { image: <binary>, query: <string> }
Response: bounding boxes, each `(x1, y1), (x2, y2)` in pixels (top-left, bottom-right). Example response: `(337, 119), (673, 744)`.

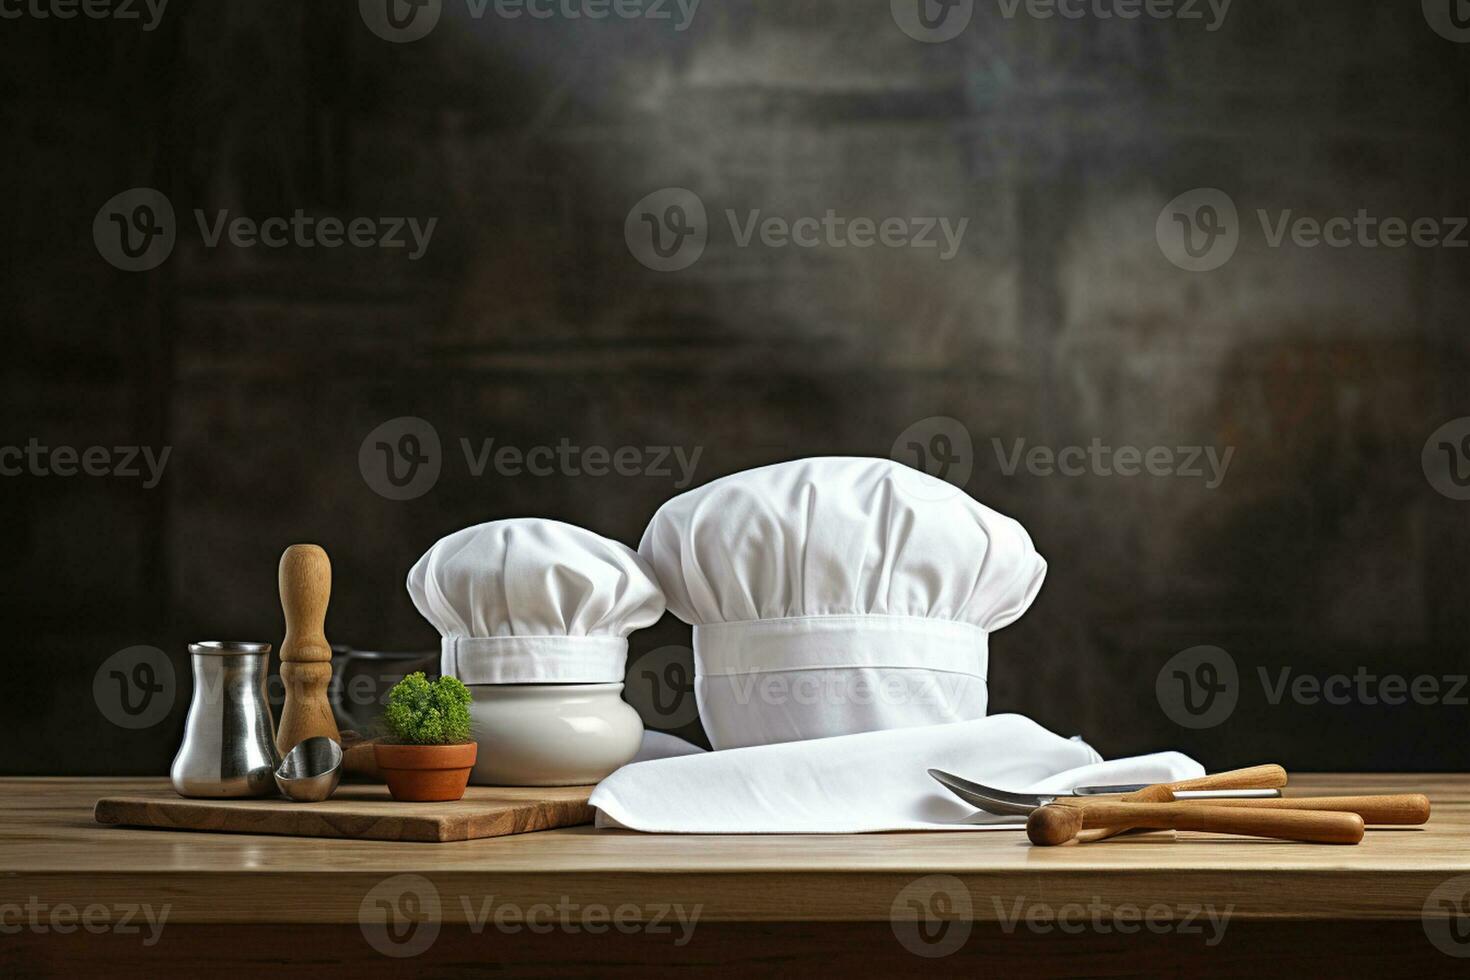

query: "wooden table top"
(3, 774), (1466, 923)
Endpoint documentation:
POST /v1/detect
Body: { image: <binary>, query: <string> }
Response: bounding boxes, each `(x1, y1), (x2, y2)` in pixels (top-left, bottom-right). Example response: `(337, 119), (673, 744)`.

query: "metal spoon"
(274, 736), (343, 803)
(928, 768), (1280, 817)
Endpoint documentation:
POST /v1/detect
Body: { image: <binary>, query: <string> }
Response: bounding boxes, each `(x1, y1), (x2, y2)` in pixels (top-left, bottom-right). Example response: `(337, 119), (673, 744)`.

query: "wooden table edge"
(3, 868), (1462, 923)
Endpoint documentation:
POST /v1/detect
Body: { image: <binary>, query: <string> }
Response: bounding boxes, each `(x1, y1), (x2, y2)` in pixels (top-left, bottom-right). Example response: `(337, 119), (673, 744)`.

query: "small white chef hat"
(639, 457), (1047, 748)
(408, 519), (665, 684)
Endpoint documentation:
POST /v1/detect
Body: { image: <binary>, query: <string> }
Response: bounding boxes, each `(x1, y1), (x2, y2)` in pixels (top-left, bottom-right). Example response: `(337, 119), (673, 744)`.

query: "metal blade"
(1071, 782), (1152, 796)
(1168, 788), (1281, 800)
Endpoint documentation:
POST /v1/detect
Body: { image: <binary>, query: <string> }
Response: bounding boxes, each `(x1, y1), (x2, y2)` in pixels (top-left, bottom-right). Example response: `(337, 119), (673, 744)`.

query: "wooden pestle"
(1029, 801), (1365, 847)
(1079, 764), (1288, 843)
(275, 544), (341, 755)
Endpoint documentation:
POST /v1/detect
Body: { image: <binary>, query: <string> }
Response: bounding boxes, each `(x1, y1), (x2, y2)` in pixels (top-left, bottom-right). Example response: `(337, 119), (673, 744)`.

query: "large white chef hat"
(408, 519), (665, 684)
(639, 457), (1047, 748)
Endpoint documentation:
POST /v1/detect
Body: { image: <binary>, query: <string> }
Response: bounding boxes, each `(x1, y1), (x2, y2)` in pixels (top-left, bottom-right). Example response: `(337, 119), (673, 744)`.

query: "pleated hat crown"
(638, 457), (1047, 748)
(408, 518), (665, 684)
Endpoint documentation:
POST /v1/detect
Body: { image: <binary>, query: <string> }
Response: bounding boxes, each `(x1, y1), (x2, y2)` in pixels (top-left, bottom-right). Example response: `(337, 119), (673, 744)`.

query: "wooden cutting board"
(93, 784), (595, 843)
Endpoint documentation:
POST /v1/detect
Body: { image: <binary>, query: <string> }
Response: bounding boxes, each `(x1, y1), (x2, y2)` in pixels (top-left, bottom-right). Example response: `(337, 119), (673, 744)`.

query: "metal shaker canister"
(170, 641), (280, 797)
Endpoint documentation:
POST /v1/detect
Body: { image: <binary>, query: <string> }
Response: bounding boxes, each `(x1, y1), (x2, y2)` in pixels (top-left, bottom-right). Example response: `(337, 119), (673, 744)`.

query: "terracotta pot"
(373, 742), (478, 802)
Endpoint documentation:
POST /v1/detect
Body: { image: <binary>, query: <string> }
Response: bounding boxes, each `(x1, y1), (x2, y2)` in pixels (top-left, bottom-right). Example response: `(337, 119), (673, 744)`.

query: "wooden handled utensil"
(1029, 800), (1365, 847)
(1155, 791), (1430, 825)
(1151, 764), (1288, 792)
(1080, 764), (1287, 843)
(276, 544), (342, 755)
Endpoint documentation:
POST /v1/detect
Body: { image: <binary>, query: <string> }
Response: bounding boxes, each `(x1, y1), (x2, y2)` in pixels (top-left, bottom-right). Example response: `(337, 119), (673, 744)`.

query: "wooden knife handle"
(1157, 793), (1429, 825)
(1079, 765), (1288, 843)
(1031, 802), (1364, 846)
(1085, 801), (1364, 844)
(1161, 764), (1288, 793)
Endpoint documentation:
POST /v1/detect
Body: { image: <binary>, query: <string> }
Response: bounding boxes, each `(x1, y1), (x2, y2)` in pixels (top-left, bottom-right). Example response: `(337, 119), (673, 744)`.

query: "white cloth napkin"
(591, 714), (1203, 833)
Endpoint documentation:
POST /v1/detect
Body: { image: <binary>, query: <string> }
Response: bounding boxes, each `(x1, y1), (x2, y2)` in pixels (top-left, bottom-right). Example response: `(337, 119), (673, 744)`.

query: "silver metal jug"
(170, 641), (280, 797)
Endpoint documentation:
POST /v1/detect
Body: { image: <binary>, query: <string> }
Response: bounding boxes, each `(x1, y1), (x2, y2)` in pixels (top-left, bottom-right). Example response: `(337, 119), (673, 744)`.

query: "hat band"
(441, 635), (629, 685)
(693, 615), (988, 678)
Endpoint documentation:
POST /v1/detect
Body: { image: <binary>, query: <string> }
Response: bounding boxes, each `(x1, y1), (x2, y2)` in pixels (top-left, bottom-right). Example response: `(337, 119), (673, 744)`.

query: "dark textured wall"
(5, 0), (1468, 774)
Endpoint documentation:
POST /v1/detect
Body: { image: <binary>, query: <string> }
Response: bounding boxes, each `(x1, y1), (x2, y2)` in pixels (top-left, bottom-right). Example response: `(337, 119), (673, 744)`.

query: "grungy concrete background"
(3, 0), (1468, 773)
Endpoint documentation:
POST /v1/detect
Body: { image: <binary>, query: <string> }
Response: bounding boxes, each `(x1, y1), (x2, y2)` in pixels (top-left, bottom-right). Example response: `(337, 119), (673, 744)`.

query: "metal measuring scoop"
(274, 736), (343, 802)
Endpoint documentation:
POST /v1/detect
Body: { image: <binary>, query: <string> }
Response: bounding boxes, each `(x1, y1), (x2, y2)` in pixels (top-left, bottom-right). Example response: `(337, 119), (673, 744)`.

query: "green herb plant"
(382, 672), (472, 745)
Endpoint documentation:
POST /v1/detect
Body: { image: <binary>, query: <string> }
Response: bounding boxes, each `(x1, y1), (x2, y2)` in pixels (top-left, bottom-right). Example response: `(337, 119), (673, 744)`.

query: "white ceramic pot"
(466, 682), (643, 786)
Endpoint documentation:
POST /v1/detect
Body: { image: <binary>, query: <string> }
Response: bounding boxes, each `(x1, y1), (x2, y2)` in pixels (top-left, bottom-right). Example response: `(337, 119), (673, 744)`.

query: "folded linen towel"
(591, 714), (1202, 833)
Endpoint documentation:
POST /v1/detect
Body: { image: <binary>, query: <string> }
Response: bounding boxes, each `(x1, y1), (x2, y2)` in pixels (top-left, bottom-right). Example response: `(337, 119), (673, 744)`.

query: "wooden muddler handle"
(1156, 792), (1430, 825)
(1080, 764), (1288, 843)
(275, 543), (341, 755)
(1029, 801), (1364, 846)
